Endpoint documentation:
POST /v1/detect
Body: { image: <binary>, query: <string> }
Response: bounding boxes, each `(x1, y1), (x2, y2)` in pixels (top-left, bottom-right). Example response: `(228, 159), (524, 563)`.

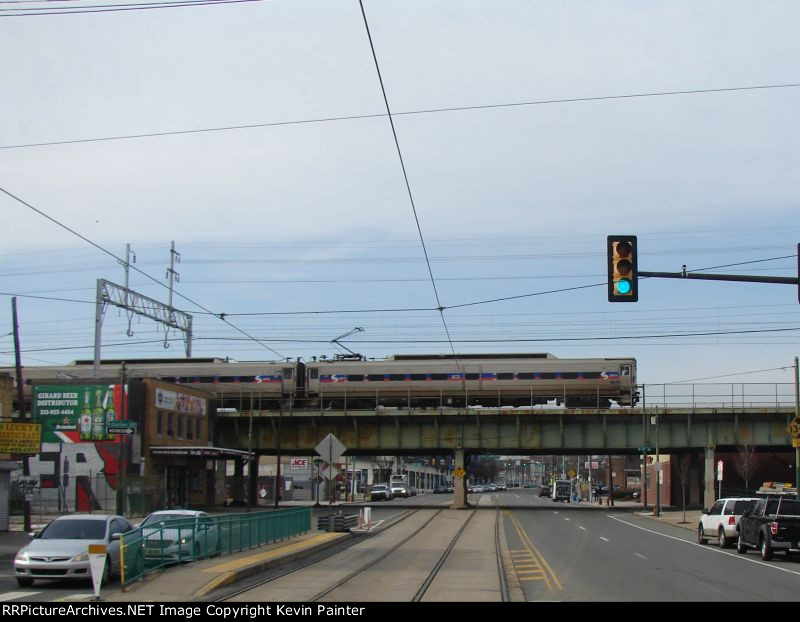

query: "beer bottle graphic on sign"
(105, 387), (116, 438)
(79, 388), (93, 441)
(92, 388), (106, 440)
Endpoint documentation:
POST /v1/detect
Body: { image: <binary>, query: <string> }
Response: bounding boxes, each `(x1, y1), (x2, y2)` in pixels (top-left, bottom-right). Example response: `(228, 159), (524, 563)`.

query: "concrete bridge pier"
(452, 449), (468, 509)
(704, 446), (716, 510)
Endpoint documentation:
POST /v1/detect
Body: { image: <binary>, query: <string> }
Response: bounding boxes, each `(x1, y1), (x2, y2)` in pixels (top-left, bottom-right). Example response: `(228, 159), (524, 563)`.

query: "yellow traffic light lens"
(616, 259), (632, 276)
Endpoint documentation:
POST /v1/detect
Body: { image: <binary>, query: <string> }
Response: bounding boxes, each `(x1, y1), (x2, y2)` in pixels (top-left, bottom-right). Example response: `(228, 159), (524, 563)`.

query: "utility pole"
(11, 297), (32, 532)
(794, 356), (799, 501)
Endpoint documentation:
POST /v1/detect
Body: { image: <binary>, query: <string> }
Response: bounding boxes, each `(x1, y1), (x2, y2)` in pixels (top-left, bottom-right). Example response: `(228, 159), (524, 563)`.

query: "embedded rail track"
(216, 500), (509, 602)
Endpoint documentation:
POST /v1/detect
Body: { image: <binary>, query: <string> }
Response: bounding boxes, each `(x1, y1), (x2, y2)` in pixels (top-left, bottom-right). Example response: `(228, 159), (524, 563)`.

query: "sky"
(1, 0), (799, 397)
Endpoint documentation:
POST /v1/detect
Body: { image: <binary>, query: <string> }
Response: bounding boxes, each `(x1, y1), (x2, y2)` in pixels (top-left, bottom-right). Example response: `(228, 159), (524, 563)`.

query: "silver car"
(139, 510), (220, 563)
(14, 514), (134, 587)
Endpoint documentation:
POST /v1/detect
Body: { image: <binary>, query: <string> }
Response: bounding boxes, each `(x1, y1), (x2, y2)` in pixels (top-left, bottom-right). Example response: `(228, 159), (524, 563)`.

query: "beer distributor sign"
(34, 384), (124, 444)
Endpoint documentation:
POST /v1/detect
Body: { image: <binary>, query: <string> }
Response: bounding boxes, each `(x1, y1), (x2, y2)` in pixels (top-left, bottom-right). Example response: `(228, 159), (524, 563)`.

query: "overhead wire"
(2, 82), (799, 150)
(357, 0), (459, 366)
(0, 186), (285, 358)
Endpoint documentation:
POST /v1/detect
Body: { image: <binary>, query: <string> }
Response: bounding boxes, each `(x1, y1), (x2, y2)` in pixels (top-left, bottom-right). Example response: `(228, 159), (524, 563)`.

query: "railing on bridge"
(216, 382), (797, 416)
(639, 383), (796, 411)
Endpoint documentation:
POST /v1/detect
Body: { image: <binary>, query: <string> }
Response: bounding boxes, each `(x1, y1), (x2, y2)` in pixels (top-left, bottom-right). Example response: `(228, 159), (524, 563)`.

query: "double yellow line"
(505, 510), (563, 593)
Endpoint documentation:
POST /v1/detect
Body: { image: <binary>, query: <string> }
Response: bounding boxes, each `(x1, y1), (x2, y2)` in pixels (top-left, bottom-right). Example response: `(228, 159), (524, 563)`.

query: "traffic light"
(607, 235), (638, 302)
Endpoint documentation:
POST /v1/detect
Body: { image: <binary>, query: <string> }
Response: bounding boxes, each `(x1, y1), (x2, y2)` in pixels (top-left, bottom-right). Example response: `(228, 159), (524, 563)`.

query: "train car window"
(431, 374), (447, 381)
(465, 373), (479, 380)
(517, 372), (535, 380)
(410, 374), (428, 381)
(367, 374), (384, 382)
(540, 373), (557, 380)
(389, 374), (405, 381)
(582, 372), (601, 379)
(620, 365), (631, 376)
(309, 369), (319, 380)
(347, 374), (364, 382)
(497, 373), (514, 380)
(283, 368), (293, 380)
(561, 372), (578, 379)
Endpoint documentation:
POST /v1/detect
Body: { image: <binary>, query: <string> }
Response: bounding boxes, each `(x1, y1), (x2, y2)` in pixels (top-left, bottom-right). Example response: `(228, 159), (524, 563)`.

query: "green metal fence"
(120, 507), (311, 587)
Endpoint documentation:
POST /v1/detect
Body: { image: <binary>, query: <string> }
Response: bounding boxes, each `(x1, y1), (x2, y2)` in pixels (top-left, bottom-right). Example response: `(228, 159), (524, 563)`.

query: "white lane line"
(608, 514), (800, 577)
(635, 553), (648, 560)
(600, 537), (610, 542)
(0, 592), (41, 602)
(578, 526), (586, 531)
(564, 517), (571, 521)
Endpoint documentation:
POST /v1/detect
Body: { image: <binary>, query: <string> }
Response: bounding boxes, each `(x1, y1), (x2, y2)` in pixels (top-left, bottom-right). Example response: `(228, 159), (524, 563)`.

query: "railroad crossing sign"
(789, 417), (800, 439)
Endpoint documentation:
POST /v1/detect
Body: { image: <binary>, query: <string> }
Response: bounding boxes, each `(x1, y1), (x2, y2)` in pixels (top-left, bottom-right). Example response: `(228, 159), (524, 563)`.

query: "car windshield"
(141, 513), (195, 526)
(373, 486), (386, 490)
(40, 519), (106, 540)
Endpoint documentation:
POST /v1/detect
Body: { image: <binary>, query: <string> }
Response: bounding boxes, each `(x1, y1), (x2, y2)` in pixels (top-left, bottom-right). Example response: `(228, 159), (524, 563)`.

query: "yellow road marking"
(505, 510), (563, 592)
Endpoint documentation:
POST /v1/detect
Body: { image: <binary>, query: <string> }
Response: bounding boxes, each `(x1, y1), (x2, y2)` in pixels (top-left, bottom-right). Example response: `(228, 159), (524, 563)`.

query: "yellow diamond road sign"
(789, 417), (800, 439)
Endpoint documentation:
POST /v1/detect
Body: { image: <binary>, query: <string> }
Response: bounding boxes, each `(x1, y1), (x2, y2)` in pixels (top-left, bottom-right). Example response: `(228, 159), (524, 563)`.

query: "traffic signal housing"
(607, 235), (638, 302)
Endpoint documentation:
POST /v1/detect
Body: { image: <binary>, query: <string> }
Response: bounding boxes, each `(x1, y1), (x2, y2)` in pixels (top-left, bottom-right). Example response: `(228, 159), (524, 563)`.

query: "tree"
(733, 442), (760, 491)
(674, 453), (692, 524)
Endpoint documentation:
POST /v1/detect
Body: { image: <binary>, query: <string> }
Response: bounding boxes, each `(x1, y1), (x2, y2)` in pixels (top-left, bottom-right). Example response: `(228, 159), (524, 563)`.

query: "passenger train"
(6, 353), (638, 410)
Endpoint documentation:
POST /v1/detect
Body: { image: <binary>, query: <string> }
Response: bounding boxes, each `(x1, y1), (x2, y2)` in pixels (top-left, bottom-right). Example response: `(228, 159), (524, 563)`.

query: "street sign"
(314, 433), (346, 466)
(789, 417), (800, 439)
(106, 420), (137, 435)
(637, 446), (652, 453)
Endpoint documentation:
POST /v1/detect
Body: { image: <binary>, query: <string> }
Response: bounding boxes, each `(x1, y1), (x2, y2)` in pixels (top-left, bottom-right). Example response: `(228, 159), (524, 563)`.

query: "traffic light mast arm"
(639, 271), (799, 285)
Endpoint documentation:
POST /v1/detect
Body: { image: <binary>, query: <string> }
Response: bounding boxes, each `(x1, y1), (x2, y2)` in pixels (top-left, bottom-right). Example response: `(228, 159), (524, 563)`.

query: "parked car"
(736, 496), (800, 560)
(433, 485), (451, 494)
(408, 486), (417, 497)
(538, 485), (551, 497)
(697, 497), (759, 548)
(139, 510), (220, 564)
(370, 484), (393, 501)
(14, 514), (134, 587)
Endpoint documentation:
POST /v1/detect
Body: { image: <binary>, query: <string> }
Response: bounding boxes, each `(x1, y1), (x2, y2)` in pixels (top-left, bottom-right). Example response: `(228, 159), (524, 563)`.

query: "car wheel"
(760, 536), (774, 561)
(718, 528), (730, 548)
(697, 524), (708, 545)
(736, 532), (747, 554)
(16, 577), (34, 588)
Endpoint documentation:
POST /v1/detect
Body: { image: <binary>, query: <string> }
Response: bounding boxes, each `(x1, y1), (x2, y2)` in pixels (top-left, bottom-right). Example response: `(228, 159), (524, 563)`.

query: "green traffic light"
(616, 279), (632, 295)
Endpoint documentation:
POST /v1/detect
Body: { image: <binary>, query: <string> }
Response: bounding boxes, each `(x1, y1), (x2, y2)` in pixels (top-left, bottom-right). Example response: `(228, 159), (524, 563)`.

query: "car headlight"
(15, 550), (28, 562)
(179, 537), (191, 545)
(71, 551), (89, 562)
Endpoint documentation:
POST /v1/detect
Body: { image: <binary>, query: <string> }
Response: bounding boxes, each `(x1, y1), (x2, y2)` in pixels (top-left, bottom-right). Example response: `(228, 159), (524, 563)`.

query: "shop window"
(196, 418), (202, 441)
(157, 411), (164, 436)
(167, 413), (175, 437)
(177, 414), (184, 439)
(187, 416), (194, 440)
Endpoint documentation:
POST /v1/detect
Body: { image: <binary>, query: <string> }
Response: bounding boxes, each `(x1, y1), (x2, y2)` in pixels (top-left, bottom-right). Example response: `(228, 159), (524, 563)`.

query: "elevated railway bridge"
(216, 383), (798, 509)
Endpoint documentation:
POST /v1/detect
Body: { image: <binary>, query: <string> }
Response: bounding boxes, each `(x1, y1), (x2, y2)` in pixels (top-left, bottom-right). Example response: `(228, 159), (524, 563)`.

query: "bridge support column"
(452, 449), (468, 509)
(704, 447), (716, 509)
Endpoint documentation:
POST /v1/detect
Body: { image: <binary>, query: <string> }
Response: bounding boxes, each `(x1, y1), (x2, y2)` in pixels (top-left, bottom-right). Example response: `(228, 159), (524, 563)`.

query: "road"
(503, 490), (800, 601)
(2, 490), (798, 602)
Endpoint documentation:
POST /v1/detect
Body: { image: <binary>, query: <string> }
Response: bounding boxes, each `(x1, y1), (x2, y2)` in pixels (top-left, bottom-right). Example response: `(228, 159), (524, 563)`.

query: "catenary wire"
(2, 82), (798, 150)
(0, 186), (285, 358)
(358, 0), (459, 365)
